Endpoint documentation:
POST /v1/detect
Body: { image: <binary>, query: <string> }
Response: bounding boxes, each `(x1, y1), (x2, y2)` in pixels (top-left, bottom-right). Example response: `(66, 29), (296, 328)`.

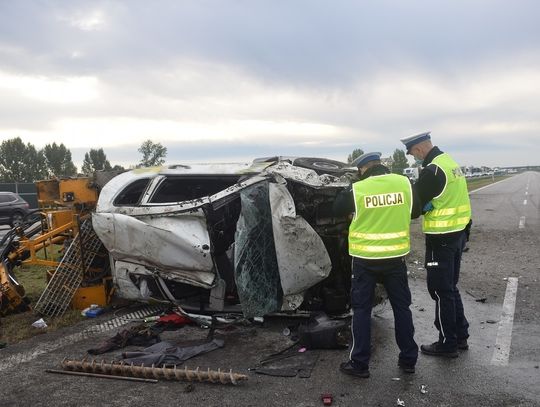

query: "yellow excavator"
(0, 176), (111, 317)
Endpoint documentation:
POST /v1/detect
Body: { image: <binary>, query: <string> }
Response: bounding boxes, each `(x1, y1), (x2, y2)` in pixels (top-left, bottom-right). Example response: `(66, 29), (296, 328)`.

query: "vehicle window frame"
(113, 178), (152, 207)
(143, 174), (244, 206)
(0, 193), (17, 203)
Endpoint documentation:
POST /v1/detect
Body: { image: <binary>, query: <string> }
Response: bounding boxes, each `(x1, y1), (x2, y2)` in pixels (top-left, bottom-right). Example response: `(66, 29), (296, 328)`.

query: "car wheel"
(292, 157), (348, 175)
(10, 212), (24, 228)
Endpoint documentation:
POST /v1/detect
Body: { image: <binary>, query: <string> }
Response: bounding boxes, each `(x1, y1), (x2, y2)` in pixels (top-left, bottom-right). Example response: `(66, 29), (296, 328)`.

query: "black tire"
(10, 211), (24, 228)
(292, 157), (349, 175)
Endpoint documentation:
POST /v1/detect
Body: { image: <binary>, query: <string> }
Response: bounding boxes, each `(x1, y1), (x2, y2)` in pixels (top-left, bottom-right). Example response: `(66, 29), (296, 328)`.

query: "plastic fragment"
(397, 398), (405, 406)
(321, 393), (332, 406)
(420, 384), (428, 394)
(31, 318), (47, 329)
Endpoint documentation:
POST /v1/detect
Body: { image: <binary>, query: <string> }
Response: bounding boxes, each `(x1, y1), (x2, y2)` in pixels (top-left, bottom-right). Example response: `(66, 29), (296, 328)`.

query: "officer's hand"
(423, 201), (434, 212)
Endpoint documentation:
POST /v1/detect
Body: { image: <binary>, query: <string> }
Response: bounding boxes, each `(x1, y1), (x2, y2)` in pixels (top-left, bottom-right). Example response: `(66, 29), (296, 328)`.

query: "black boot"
(420, 342), (458, 358)
(457, 338), (469, 350)
(339, 361), (370, 378)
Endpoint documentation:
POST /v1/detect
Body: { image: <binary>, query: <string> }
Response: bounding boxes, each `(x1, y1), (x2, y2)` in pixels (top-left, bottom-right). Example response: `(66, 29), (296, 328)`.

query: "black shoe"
(420, 342), (458, 358)
(339, 361), (370, 378)
(458, 338), (469, 350)
(398, 360), (416, 374)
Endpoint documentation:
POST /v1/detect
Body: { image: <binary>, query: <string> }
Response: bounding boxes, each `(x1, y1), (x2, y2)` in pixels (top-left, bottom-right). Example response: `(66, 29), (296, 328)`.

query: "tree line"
(0, 136), (411, 183)
(0, 137), (167, 182)
(347, 148), (410, 175)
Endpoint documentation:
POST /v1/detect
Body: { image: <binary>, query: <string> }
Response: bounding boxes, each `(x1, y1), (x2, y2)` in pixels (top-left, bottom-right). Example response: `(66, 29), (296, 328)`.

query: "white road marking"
(491, 277), (519, 366)
(518, 217), (526, 229)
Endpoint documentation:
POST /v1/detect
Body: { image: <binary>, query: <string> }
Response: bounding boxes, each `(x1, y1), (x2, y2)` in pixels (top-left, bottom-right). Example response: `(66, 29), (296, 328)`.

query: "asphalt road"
(0, 172), (539, 406)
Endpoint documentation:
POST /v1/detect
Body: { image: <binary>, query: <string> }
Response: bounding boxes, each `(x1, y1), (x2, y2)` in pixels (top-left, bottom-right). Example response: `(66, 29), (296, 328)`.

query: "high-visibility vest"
(423, 153), (471, 234)
(349, 173), (412, 259)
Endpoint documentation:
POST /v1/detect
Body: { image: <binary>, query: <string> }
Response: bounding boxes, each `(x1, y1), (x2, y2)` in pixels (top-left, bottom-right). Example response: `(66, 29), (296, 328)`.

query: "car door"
(93, 173), (268, 292)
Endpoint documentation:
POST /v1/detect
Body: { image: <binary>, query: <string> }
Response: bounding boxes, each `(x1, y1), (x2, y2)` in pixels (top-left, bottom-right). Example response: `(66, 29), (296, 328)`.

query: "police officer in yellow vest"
(337, 152), (419, 378)
(400, 131), (471, 358)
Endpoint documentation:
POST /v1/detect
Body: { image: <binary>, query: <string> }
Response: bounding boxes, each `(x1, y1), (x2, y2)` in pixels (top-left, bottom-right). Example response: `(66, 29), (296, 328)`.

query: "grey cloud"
(2, 1), (540, 85)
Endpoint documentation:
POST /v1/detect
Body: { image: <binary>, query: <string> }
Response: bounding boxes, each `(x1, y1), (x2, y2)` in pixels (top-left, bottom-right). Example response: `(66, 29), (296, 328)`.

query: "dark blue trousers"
(349, 258), (418, 370)
(425, 231), (470, 350)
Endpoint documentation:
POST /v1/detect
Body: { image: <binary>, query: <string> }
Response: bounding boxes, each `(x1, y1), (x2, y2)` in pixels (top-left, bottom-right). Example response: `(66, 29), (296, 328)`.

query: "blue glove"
(423, 201), (434, 212)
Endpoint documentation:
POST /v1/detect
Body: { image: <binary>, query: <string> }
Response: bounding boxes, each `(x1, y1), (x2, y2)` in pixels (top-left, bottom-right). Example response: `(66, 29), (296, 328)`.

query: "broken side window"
(149, 176), (241, 203)
(234, 181), (283, 317)
(114, 178), (151, 206)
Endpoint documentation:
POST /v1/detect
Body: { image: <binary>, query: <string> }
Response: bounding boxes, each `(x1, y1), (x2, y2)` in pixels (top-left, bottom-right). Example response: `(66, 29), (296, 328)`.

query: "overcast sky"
(1, 0), (539, 169)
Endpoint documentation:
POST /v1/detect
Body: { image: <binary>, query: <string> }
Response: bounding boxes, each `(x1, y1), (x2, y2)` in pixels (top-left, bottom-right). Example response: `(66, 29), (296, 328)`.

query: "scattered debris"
(420, 384), (428, 394)
(0, 342), (6, 349)
(120, 339), (225, 366)
(321, 393), (333, 406)
(486, 319), (498, 324)
(397, 398), (405, 406)
(183, 384), (195, 393)
(31, 318), (47, 329)
(392, 377), (401, 381)
(465, 290), (487, 303)
(254, 343), (319, 378)
(298, 312), (348, 349)
(87, 324), (160, 355)
(61, 358), (248, 385)
(83, 305), (105, 318)
(418, 308), (425, 312)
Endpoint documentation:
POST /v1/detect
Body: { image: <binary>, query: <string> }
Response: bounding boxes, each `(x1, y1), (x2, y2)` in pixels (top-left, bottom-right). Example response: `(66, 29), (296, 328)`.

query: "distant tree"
(391, 149), (409, 175)
(111, 164), (125, 171)
(138, 140), (167, 167)
(347, 148), (364, 164)
(81, 148), (112, 175)
(43, 142), (77, 177)
(0, 137), (47, 182)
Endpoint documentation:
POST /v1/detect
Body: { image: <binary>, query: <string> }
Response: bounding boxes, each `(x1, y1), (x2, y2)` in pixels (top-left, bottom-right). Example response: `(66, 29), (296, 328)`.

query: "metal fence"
(0, 182), (38, 208)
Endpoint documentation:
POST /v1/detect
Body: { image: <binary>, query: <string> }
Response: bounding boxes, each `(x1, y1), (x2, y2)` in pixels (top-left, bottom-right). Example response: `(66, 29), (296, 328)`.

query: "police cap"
(351, 152), (382, 168)
(400, 131), (431, 154)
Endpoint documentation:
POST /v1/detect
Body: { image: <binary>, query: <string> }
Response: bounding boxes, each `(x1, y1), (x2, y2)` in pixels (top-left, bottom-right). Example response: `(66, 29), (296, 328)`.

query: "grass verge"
(467, 175), (511, 192)
(0, 246), (84, 345)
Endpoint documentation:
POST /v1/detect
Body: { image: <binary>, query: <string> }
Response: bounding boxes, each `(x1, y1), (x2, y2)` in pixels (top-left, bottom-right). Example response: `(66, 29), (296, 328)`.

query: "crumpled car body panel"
(269, 182), (331, 295)
(92, 211), (215, 289)
(93, 160), (355, 314)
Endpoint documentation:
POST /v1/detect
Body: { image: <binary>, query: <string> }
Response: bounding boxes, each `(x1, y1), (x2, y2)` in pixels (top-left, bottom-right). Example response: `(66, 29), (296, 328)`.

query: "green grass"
(467, 175), (511, 191)
(0, 244), (84, 345)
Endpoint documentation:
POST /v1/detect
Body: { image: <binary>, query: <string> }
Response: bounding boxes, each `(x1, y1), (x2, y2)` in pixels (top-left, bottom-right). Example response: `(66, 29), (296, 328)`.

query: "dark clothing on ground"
(349, 258), (418, 370)
(416, 147), (470, 351)
(87, 324), (160, 355)
(121, 339), (224, 366)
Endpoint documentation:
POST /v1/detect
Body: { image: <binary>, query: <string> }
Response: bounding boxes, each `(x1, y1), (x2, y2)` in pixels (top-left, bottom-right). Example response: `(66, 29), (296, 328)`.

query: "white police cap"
(351, 152), (382, 168)
(400, 131), (431, 153)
